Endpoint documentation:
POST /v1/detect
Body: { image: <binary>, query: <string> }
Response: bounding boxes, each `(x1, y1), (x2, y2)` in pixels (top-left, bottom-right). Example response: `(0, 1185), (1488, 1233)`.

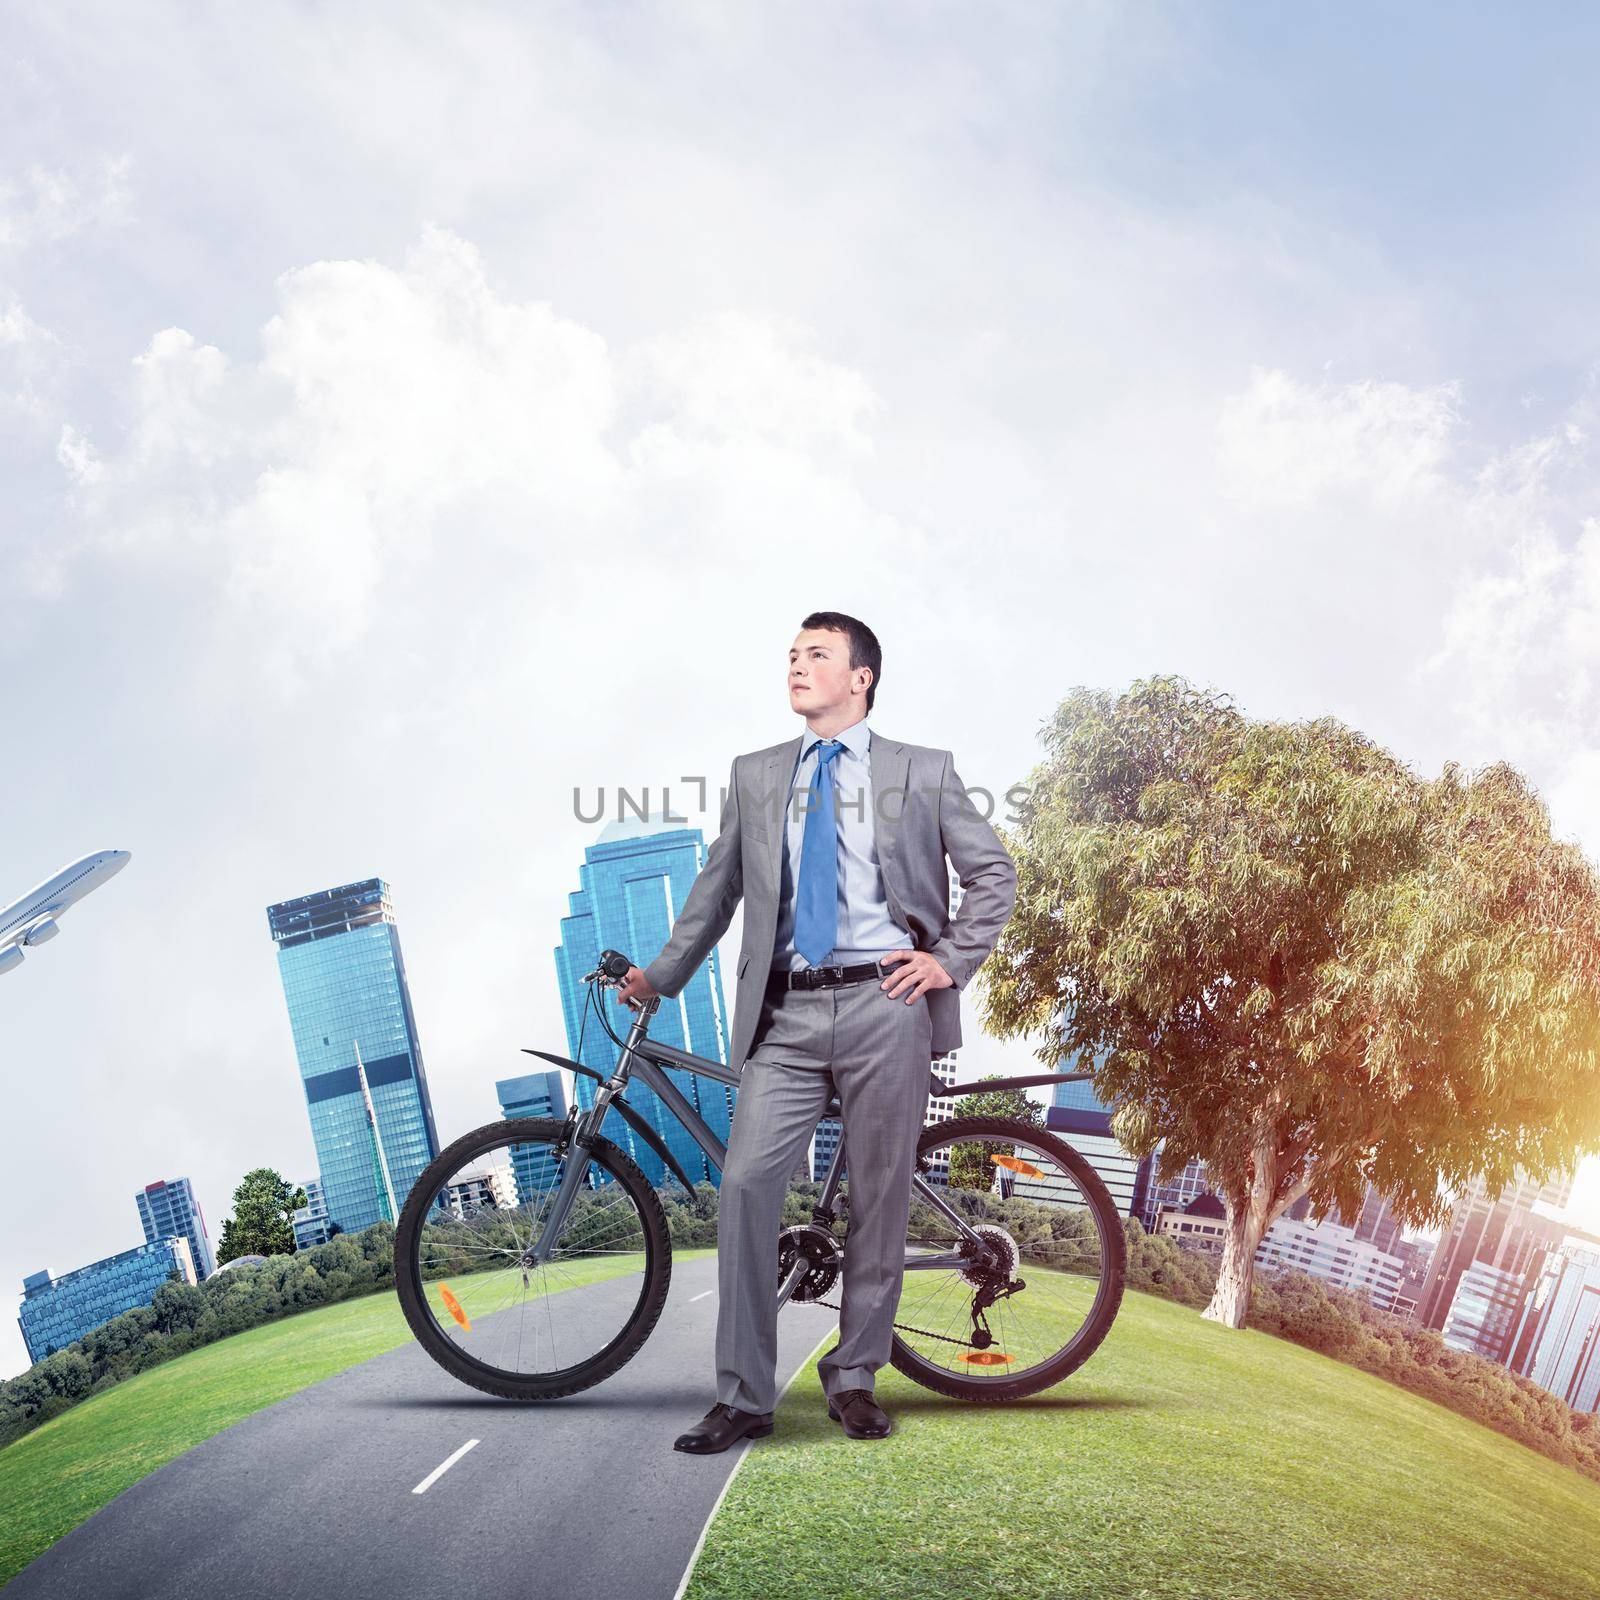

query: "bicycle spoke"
(887, 1123), (1121, 1388)
(399, 1128), (658, 1388)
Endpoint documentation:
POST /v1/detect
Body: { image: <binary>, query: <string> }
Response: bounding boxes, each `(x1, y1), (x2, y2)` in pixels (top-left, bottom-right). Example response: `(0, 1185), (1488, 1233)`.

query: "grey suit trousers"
(714, 968), (933, 1413)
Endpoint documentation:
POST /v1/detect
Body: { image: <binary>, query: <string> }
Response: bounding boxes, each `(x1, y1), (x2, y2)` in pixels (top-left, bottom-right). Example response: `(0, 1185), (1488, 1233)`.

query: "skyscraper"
(1344, 1187), (1404, 1255)
(1042, 1053), (1154, 1220)
(553, 809), (736, 1191)
(134, 1176), (215, 1281)
(1441, 1258), (1529, 1360)
(1509, 1241), (1600, 1411)
(1140, 1154), (1212, 1233)
(1418, 1168), (1574, 1332)
(496, 1069), (569, 1200)
(267, 878), (441, 1234)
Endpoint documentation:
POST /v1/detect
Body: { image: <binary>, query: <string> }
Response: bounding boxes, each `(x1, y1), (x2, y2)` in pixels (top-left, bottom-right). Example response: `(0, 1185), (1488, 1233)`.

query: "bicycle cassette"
(959, 1223), (1021, 1289)
(777, 1224), (842, 1302)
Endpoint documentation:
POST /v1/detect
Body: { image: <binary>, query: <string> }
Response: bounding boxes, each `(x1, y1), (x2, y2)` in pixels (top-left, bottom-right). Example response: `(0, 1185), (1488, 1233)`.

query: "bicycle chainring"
(777, 1224), (842, 1303)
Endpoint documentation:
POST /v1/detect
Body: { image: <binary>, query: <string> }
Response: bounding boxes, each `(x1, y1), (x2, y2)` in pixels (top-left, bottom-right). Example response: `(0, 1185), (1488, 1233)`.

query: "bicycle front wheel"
(394, 1117), (672, 1400)
(888, 1115), (1127, 1402)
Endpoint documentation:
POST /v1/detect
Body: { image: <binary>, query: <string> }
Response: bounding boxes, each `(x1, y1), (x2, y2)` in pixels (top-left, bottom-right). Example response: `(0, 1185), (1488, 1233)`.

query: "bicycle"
(394, 949), (1127, 1404)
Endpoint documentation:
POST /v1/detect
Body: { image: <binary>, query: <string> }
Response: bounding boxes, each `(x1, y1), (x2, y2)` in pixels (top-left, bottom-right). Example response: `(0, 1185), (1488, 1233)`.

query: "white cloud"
(55, 419), (99, 483)
(1216, 365), (1464, 512)
(0, 154), (133, 253)
(0, 297), (63, 420)
(1421, 392), (1600, 783)
(1430, 515), (1600, 769)
(45, 224), (906, 699)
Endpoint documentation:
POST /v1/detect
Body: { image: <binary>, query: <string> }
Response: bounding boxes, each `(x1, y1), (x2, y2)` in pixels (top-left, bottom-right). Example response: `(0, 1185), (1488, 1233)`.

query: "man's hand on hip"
(878, 949), (953, 1004)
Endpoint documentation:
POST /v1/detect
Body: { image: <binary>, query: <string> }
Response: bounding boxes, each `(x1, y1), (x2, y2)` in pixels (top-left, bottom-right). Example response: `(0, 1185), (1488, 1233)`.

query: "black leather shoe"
(826, 1387), (892, 1439)
(673, 1401), (775, 1453)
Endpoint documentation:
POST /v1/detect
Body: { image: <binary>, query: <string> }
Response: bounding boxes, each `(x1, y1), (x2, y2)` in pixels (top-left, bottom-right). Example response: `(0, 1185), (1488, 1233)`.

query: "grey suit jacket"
(643, 730), (1017, 1072)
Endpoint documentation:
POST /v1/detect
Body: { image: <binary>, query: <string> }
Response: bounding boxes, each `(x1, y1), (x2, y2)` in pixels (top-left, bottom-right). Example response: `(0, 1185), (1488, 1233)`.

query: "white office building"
(292, 1177), (333, 1250)
(1512, 1242), (1600, 1412)
(1254, 1215), (1408, 1311)
(442, 1166), (518, 1220)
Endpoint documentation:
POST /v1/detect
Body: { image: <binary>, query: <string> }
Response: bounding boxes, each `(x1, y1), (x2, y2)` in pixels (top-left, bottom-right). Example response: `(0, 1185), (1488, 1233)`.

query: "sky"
(6, 0), (1600, 1377)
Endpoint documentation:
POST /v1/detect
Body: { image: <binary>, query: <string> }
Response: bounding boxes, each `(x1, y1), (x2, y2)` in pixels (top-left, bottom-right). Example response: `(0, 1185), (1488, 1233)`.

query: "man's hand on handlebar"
(615, 965), (660, 1011)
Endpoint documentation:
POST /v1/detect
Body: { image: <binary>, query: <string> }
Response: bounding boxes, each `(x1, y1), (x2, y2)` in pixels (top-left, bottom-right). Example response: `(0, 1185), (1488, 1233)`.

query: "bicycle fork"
(523, 1008), (657, 1268)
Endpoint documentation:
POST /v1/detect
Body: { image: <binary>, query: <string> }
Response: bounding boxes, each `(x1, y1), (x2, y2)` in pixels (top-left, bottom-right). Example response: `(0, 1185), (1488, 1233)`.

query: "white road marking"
(671, 1324), (838, 1600)
(689, 1289), (714, 1302)
(411, 1438), (480, 1495)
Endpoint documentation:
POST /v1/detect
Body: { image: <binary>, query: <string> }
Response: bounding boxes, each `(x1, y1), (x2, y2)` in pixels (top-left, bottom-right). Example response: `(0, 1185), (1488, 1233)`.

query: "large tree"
(216, 1168), (307, 1264)
(982, 675), (1600, 1327)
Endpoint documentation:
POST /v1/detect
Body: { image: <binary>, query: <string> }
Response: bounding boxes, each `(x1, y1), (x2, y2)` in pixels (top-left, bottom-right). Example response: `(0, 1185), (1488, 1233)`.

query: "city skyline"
(10, 836), (1599, 1381)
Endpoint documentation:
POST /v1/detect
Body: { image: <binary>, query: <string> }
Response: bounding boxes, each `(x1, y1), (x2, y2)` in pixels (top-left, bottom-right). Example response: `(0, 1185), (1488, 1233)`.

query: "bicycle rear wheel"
(394, 1116), (672, 1399)
(888, 1115), (1126, 1401)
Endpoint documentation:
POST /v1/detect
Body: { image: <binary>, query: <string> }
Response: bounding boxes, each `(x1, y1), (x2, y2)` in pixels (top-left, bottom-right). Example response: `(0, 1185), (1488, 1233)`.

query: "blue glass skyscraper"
(555, 809), (736, 1190)
(134, 1176), (216, 1280)
(267, 879), (441, 1234)
(19, 1238), (196, 1364)
(496, 1070), (569, 1200)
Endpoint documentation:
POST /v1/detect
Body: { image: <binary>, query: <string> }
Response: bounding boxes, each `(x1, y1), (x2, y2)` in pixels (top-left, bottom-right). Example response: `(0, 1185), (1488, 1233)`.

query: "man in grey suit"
(617, 611), (1016, 1451)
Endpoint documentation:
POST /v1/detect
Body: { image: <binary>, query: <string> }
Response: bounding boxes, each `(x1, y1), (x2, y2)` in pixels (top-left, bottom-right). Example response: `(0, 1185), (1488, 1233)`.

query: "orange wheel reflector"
(991, 1154), (1043, 1178)
(957, 1350), (1014, 1366)
(439, 1284), (472, 1332)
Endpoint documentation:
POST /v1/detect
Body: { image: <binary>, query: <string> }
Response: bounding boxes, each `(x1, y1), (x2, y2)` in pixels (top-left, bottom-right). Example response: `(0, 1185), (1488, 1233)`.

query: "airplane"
(0, 851), (131, 976)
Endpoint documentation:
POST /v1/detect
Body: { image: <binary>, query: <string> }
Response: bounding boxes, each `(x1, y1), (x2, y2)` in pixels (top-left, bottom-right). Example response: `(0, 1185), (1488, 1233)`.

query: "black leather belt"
(767, 961), (886, 992)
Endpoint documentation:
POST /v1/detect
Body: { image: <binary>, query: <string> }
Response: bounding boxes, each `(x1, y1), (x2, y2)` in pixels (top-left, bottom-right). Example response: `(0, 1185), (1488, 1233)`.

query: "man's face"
(788, 627), (864, 717)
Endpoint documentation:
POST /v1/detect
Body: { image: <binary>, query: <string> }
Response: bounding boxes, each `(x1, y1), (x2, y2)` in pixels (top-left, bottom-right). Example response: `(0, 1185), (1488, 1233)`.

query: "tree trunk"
(1200, 1193), (1273, 1328)
(1199, 1085), (1312, 1329)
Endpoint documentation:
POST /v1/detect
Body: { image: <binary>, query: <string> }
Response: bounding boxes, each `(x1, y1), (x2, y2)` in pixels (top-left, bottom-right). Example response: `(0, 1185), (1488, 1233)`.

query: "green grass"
(687, 1285), (1600, 1600)
(9, 1258), (1597, 1599)
(0, 1248), (716, 1588)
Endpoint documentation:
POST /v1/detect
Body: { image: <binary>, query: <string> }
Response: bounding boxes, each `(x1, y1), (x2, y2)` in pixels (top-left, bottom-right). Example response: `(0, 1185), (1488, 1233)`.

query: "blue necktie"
(794, 739), (847, 966)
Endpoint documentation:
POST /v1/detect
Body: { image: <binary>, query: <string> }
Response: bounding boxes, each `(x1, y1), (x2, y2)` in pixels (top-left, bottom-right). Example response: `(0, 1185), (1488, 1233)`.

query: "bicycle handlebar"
(584, 948), (634, 984)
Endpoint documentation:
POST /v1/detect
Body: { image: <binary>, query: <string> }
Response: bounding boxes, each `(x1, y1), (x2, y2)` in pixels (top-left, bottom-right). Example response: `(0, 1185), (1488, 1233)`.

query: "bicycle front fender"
(522, 1046), (606, 1087)
(521, 1048), (698, 1198)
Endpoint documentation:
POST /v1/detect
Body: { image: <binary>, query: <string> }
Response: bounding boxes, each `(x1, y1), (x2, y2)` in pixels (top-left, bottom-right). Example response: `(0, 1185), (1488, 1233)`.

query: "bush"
(1115, 1229), (1600, 1484)
(1241, 1262), (1600, 1483)
(0, 1223), (398, 1451)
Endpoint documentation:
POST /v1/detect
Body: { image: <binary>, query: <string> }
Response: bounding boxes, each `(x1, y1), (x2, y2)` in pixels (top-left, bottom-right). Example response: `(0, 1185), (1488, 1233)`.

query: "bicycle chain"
(805, 1296), (985, 1349)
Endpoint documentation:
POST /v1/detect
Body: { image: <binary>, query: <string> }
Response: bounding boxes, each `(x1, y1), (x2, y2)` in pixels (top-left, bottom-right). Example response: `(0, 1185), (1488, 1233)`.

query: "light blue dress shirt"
(770, 718), (909, 973)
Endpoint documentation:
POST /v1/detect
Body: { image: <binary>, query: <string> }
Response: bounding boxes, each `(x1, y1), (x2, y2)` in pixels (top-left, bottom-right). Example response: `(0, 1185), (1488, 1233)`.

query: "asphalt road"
(5, 1254), (840, 1599)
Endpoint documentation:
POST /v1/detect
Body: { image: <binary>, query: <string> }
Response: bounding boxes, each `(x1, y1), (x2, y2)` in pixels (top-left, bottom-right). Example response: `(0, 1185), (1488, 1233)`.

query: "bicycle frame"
(523, 989), (1023, 1307)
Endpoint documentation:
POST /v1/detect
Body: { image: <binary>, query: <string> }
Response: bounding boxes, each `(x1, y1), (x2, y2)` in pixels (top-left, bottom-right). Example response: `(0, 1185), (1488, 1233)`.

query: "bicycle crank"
(777, 1224), (843, 1302)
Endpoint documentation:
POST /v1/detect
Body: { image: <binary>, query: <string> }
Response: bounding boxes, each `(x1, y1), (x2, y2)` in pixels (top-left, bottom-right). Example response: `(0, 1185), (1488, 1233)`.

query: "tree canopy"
(981, 675), (1600, 1324)
(216, 1167), (307, 1265)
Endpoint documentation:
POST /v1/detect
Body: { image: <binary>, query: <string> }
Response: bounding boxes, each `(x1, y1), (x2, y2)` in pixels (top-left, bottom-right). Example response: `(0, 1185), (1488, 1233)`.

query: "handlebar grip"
(598, 949), (633, 979)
